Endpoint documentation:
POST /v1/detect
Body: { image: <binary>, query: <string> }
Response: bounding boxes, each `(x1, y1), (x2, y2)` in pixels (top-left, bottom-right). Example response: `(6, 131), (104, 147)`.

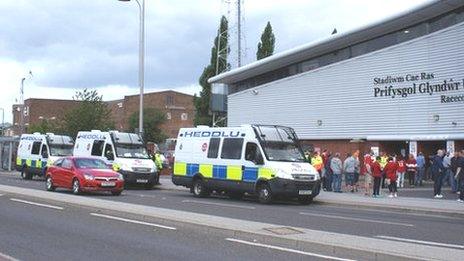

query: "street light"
(118, 0), (145, 136)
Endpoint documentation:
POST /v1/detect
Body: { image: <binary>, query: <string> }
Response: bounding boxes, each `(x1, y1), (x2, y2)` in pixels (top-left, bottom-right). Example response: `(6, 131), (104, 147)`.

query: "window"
(221, 138), (244, 160)
(165, 95), (174, 106)
(91, 140), (105, 156)
(181, 113), (188, 121)
(245, 142), (263, 164)
(31, 142), (41, 155)
(104, 143), (114, 161)
(166, 112), (172, 120)
(40, 144), (49, 158)
(61, 159), (73, 169)
(207, 138), (220, 158)
(53, 158), (64, 167)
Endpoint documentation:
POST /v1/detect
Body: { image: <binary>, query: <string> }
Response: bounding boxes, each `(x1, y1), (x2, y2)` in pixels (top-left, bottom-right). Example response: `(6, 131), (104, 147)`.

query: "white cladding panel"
(228, 22), (464, 140)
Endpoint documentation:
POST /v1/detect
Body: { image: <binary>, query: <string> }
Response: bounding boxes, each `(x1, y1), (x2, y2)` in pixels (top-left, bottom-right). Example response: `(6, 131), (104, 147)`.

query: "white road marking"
(90, 213), (177, 230)
(299, 212), (414, 227)
(375, 235), (464, 249)
(225, 238), (357, 261)
(0, 251), (19, 261)
(182, 199), (256, 210)
(10, 198), (64, 210)
(0, 194), (4, 197)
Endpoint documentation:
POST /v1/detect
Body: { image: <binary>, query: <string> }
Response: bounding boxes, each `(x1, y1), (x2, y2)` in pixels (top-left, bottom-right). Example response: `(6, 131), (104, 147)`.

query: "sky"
(0, 0), (430, 123)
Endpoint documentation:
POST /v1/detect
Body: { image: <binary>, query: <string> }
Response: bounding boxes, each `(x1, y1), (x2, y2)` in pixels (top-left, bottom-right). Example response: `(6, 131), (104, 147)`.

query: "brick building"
(11, 90), (195, 139)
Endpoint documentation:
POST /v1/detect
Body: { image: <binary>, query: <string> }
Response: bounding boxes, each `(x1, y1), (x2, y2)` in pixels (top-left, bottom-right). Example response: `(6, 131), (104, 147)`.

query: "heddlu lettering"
(183, 131), (242, 138)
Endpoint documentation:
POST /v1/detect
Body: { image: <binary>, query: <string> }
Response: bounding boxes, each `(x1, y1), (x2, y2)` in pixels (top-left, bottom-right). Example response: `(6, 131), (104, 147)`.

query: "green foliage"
(256, 22), (275, 60)
(28, 119), (62, 134)
(62, 89), (114, 138)
(128, 108), (167, 144)
(194, 16), (229, 127)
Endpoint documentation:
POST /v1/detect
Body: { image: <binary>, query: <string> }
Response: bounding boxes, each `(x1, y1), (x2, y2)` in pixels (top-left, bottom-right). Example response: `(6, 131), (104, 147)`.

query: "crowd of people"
(305, 149), (464, 202)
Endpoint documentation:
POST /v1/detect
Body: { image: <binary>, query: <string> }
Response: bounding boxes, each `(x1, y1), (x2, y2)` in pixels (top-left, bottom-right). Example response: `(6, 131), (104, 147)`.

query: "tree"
(194, 16), (229, 126)
(28, 119), (62, 134)
(256, 22), (275, 60)
(128, 108), (167, 144)
(62, 89), (114, 138)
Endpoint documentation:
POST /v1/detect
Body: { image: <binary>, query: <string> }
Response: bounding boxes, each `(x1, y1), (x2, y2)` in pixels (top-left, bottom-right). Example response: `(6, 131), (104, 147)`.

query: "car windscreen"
(261, 141), (306, 162)
(114, 144), (150, 159)
(49, 145), (74, 156)
(75, 158), (110, 169)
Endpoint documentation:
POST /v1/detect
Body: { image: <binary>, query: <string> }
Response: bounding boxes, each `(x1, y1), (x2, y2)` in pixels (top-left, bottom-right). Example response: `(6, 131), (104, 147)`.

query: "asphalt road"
(0, 171), (463, 251)
(0, 194), (346, 261)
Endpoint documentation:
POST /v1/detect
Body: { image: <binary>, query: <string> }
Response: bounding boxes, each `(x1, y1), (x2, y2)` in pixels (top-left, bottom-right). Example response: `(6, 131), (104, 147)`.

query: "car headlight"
(83, 173), (94, 180)
(116, 173), (124, 181)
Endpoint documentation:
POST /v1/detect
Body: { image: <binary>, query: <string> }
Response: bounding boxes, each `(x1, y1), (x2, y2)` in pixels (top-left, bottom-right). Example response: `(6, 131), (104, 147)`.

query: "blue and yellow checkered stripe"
(173, 162), (275, 182)
(16, 157), (48, 169)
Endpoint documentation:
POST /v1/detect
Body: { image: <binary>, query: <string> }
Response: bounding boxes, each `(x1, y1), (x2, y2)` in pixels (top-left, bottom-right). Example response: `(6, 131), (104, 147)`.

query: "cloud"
(0, 0), (428, 123)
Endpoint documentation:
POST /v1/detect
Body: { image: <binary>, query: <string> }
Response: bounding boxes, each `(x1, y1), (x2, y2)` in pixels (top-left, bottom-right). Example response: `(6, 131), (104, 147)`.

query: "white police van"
(16, 133), (74, 179)
(73, 130), (158, 188)
(172, 125), (321, 204)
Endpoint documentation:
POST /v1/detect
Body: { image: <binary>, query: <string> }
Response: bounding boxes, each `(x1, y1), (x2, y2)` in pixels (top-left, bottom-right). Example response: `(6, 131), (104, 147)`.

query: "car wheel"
(46, 176), (56, 192)
(111, 191), (122, 196)
(297, 196), (313, 205)
(72, 179), (81, 195)
(257, 183), (273, 204)
(192, 178), (209, 198)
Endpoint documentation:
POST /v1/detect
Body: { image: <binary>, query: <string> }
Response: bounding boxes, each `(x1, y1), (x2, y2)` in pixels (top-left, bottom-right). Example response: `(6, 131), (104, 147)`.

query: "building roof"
(209, 0), (463, 85)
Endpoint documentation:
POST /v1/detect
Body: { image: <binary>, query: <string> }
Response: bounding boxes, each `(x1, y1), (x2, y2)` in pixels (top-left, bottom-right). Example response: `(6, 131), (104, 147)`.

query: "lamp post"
(20, 77), (26, 135)
(118, 0), (145, 136)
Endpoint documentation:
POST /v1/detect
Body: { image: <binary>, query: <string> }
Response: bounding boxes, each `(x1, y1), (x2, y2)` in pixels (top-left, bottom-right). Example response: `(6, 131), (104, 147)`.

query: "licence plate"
(298, 190), (312, 195)
(136, 179), (148, 183)
(101, 181), (116, 187)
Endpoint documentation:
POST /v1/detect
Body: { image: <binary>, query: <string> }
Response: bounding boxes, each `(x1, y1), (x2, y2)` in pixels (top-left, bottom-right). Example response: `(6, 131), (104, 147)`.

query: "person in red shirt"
(371, 156), (383, 197)
(384, 157), (399, 197)
(406, 154), (417, 187)
(396, 156), (406, 188)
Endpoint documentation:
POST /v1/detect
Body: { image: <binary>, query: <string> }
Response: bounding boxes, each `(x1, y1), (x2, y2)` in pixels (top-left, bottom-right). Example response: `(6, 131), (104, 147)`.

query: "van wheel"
(257, 183), (273, 204)
(192, 178), (209, 198)
(298, 196), (313, 205)
(72, 179), (81, 195)
(21, 166), (32, 180)
(46, 176), (56, 192)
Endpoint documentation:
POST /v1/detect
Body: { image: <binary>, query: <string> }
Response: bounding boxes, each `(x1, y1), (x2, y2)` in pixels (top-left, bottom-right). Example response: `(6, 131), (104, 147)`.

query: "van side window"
(104, 143), (114, 161)
(91, 140), (105, 156)
(31, 142), (41, 155)
(245, 142), (263, 164)
(207, 138), (220, 158)
(221, 138), (244, 160)
(41, 144), (49, 158)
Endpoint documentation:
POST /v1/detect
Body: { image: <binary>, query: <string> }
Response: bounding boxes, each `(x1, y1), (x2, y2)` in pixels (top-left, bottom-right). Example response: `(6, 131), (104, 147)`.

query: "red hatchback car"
(46, 157), (124, 196)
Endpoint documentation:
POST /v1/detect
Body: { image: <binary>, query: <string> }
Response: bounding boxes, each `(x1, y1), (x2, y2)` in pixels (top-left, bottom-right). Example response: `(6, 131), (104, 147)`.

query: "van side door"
(30, 141), (42, 170)
(242, 142), (265, 185)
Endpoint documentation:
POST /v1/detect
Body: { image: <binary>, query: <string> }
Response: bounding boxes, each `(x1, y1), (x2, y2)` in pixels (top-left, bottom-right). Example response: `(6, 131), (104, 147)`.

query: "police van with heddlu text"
(172, 125), (321, 204)
(16, 133), (74, 179)
(73, 130), (159, 188)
